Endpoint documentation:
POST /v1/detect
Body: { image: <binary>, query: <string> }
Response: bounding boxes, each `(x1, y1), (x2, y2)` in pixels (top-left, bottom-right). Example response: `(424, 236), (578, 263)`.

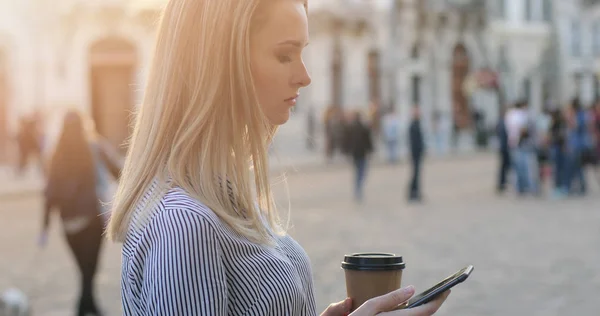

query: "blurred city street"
(2, 0), (600, 315)
(1, 153), (599, 316)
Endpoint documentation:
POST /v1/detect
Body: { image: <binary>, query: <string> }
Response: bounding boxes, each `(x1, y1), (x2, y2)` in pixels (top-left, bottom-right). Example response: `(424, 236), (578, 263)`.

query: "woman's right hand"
(349, 286), (450, 316)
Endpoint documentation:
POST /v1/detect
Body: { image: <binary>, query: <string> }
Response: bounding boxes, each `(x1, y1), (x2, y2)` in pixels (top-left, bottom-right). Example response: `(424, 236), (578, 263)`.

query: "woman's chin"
(268, 110), (291, 126)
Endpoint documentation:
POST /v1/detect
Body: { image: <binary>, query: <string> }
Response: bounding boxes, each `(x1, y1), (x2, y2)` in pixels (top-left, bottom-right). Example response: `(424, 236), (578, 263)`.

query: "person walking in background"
(15, 114), (44, 177)
(535, 107), (552, 191)
(346, 111), (374, 203)
(565, 99), (589, 195)
(521, 102), (540, 195)
(408, 105), (425, 202)
(592, 102), (600, 179)
(341, 109), (353, 157)
(506, 100), (538, 195)
(324, 105), (345, 162)
(382, 106), (400, 164)
(40, 110), (122, 316)
(549, 108), (568, 198)
(368, 101), (381, 138)
(496, 106), (511, 193)
(324, 105), (335, 161)
(306, 106), (317, 151)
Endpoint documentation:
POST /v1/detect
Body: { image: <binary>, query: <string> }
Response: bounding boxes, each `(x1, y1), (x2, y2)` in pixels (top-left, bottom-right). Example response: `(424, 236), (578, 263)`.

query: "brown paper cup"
(342, 253), (405, 312)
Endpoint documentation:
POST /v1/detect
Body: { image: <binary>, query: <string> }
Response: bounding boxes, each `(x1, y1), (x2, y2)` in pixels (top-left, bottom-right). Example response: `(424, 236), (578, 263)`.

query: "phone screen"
(402, 265), (473, 309)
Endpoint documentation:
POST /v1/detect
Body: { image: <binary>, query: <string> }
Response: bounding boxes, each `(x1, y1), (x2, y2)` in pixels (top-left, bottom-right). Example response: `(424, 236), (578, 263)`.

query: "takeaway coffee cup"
(341, 253), (406, 312)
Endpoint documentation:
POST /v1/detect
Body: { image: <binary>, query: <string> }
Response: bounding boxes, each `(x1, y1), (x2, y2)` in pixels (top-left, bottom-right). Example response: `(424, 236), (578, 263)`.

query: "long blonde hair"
(106, 0), (287, 244)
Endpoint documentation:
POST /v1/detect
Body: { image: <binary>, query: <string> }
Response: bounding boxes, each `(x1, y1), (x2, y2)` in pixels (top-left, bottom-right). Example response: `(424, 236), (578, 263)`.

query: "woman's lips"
(285, 94), (299, 106)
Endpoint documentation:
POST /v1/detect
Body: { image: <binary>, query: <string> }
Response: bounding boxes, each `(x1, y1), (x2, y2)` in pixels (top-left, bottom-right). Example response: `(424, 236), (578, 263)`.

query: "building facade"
(554, 0), (600, 106)
(1, 0), (598, 162)
(0, 0), (158, 161)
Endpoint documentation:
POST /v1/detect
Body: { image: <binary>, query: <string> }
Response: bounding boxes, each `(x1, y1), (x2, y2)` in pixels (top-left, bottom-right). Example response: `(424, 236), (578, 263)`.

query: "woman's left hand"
(321, 298), (352, 316)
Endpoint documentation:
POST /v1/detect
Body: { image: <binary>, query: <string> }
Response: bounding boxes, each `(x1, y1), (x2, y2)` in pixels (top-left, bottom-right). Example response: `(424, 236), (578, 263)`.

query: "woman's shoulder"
(124, 186), (224, 251)
(161, 187), (217, 216)
(149, 187), (225, 231)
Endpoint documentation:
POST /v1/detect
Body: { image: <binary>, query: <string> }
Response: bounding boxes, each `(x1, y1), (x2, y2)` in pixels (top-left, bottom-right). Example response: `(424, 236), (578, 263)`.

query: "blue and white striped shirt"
(120, 185), (317, 315)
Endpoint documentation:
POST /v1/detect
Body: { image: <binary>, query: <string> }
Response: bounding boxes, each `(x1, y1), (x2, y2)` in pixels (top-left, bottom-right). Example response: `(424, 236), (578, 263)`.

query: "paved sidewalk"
(1, 154), (600, 315)
(0, 167), (44, 198)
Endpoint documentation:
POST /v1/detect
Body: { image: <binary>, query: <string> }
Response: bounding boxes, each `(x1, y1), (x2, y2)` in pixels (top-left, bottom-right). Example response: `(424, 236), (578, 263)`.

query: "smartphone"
(399, 265), (474, 309)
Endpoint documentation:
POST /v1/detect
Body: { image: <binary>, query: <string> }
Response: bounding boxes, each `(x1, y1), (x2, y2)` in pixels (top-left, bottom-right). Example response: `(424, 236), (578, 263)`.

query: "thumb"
(367, 285), (415, 313)
(322, 298), (352, 316)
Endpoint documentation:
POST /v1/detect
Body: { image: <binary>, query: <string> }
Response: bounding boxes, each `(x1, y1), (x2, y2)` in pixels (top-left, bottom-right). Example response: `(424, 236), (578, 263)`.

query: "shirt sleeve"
(142, 209), (228, 315)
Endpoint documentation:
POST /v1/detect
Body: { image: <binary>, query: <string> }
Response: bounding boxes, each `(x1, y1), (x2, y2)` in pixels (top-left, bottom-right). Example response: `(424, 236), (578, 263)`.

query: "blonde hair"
(106, 0), (295, 244)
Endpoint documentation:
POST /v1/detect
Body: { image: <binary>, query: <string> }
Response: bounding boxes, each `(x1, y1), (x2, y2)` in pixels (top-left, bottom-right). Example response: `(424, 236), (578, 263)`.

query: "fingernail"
(403, 285), (415, 294)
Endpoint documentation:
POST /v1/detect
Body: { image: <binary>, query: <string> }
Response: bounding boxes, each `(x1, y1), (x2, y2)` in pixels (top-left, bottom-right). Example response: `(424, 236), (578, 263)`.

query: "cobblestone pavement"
(1, 154), (600, 315)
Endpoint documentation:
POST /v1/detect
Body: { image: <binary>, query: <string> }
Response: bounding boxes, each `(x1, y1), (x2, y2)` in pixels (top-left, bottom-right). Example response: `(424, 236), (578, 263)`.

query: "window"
(571, 21), (582, 57)
(492, 0), (506, 19)
(411, 75), (421, 105)
(594, 21), (600, 56)
(525, 0), (534, 21)
(542, 0), (552, 22)
(523, 78), (532, 101)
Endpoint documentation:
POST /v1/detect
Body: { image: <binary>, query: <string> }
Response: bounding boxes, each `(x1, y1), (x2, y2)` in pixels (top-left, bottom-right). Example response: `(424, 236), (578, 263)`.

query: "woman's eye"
(278, 55), (292, 63)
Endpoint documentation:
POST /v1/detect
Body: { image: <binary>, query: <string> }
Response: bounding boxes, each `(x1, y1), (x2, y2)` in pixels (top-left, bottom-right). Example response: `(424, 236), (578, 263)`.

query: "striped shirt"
(120, 184), (318, 315)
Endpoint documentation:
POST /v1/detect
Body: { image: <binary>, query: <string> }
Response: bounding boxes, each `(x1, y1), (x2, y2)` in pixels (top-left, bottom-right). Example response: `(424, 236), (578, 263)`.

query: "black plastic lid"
(341, 253), (406, 271)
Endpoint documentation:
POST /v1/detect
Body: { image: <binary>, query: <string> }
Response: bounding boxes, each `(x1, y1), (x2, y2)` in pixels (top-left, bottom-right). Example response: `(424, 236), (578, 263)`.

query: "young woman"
(106, 0), (450, 315)
(42, 111), (121, 316)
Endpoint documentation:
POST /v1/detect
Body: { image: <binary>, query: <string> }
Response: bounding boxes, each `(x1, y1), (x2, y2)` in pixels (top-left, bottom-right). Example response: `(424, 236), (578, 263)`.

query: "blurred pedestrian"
(340, 109), (353, 157)
(306, 106), (316, 151)
(40, 110), (122, 316)
(382, 106), (400, 164)
(549, 108), (568, 198)
(496, 106), (510, 193)
(593, 102), (600, 179)
(535, 107), (552, 191)
(368, 101), (381, 137)
(408, 105), (425, 202)
(506, 100), (538, 195)
(565, 99), (589, 195)
(324, 105), (344, 162)
(473, 108), (486, 149)
(345, 110), (374, 202)
(15, 114), (44, 177)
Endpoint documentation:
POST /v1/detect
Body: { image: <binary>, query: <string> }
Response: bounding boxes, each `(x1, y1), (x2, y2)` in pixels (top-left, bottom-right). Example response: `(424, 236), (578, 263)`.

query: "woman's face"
(251, 0), (311, 125)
